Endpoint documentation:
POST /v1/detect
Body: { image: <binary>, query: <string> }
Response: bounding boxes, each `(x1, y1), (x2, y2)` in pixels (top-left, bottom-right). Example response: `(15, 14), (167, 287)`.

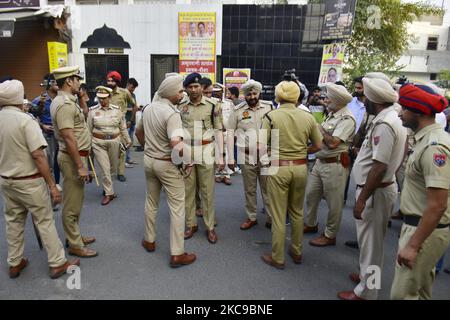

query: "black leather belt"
(404, 215), (450, 229)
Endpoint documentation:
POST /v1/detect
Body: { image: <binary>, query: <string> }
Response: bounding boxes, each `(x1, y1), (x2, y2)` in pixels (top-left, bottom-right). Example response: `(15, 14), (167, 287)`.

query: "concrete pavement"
(0, 154), (449, 300)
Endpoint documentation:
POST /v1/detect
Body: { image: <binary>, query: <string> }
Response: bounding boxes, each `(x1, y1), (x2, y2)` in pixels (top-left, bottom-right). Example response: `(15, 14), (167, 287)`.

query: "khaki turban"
(0, 80), (24, 107)
(241, 79), (262, 95)
(326, 82), (352, 106)
(158, 74), (183, 99)
(275, 81), (300, 104)
(362, 77), (398, 104)
(365, 72), (391, 84)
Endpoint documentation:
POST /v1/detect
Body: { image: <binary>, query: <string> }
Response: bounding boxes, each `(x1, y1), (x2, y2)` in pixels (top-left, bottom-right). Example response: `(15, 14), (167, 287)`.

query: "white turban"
(241, 79), (262, 95)
(158, 74), (183, 99)
(362, 77), (398, 104)
(326, 82), (352, 106)
(275, 81), (300, 104)
(365, 72), (391, 84)
(0, 80), (24, 106)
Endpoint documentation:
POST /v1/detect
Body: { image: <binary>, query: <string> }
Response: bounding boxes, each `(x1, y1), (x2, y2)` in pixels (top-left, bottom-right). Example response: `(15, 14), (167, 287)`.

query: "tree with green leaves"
(309, 0), (443, 84)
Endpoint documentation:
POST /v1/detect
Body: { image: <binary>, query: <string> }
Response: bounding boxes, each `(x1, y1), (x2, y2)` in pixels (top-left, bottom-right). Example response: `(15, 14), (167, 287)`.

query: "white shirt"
(298, 104), (311, 113)
(435, 112), (447, 129)
(347, 96), (366, 133)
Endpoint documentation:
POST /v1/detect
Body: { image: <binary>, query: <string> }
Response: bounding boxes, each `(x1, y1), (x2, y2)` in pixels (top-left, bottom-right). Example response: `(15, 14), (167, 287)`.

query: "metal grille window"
(84, 54), (129, 100)
(150, 55), (179, 98)
(427, 36), (438, 50)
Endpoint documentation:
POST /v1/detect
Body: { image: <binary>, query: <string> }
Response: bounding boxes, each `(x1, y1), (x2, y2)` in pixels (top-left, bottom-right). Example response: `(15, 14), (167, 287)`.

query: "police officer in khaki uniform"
(106, 71), (138, 182)
(304, 83), (356, 246)
(390, 84), (450, 300)
(179, 73), (224, 244)
(338, 77), (407, 300)
(87, 86), (131, 205)
(0, 80), (79, 279)
(136, 73), (196, 267)
(50, 66), (97, 258)
(260, 80), (322, 269)
(226, 79), (273, 230)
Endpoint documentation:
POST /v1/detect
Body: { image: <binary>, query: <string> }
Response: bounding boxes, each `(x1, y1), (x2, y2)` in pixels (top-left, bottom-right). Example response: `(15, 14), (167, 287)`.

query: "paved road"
(0, 153), (449, 300)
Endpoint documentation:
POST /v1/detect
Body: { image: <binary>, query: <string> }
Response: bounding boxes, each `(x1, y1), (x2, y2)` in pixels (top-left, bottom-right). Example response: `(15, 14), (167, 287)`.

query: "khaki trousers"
(305, 160), (349, 238)
(390, 224), (450, 300)
(267, 164), (308, 265)
(144, 156), (185, 255)
(118, 149), (126, 176)
(1, 177), (66, 267)
(58, 152), (87, 249)
(353, 184), (397, 299)
(241, 164), (270, 221)
(185, 163), (216, 231)
(92, 137), (120, 196)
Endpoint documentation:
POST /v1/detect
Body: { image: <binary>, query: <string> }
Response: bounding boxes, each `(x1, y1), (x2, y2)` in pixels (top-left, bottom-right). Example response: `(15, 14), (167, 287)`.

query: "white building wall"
(407, 21), (448, 51)
(396, 19), (450, 81)
(69, 3), (222, 104)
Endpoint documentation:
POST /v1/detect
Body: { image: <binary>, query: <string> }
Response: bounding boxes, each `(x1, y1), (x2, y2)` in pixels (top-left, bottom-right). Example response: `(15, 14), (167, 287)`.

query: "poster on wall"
(321, 0), (356, 41)
(318, 43), (345, 86)
(178, 12), (216, 82)
(0, 0), (40, 8)
(47, 42), (68, 72)
(223, 68), (251, 97)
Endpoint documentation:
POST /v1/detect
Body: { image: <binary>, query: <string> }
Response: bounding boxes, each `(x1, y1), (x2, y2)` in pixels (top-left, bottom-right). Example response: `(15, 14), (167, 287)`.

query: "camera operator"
(306, 86), (327, 124)
(31, 74), (62, 206)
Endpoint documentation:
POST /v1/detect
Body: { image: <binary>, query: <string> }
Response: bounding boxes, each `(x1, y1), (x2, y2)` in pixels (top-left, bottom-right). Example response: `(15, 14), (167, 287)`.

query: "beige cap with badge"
(95, 86), (112, 98)
(52, 66), (84, 80)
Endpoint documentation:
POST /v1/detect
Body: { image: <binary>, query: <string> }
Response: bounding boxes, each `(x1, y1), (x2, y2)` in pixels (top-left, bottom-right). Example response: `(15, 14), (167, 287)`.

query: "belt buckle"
(105, 134), (112, 139)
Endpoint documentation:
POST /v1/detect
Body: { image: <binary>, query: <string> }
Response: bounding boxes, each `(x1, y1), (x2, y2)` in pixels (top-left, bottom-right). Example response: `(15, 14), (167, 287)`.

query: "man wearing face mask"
(227, 79), (273, 230)
(106, 71), (138, 182)
(304, 83), (356, 247)
(179, 73), (224, 244)
(338, 77), (407, 300)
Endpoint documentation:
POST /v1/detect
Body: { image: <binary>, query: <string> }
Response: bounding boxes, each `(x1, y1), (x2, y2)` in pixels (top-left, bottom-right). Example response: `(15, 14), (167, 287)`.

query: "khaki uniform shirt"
(178, 96), (223, 142)
(316, 106), (356, 159)
(87, 104), (131, 145)
(400, 123), (450, 224)
(261, 103), (322, 160)
(138, 97), (183, 159)
(110, 87), (135, 115)
(352, 106), (407, 186)
(50, 91), (91, 152)
(0, 106), (47, 177)
(227, 100), (273, 147)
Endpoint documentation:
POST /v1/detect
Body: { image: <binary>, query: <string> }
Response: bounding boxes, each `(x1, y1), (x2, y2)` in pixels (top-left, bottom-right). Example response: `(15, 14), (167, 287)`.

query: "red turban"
(399, 83), (448, 115)
(107, 71), (122, 83)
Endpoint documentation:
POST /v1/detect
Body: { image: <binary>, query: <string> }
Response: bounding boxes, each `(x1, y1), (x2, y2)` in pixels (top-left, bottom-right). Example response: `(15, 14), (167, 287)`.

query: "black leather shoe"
(117, 175), (126, 182)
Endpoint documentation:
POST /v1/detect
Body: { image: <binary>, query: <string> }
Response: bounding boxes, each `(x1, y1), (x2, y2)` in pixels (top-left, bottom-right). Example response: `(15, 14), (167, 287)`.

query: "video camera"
(40, 79), (57, 88)
(396, 75), (408, 85)
(282, 69), (298, 82)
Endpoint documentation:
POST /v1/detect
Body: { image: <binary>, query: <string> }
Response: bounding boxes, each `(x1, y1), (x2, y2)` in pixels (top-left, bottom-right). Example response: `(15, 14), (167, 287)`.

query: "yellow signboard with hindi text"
(47, 42), (68, 72)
